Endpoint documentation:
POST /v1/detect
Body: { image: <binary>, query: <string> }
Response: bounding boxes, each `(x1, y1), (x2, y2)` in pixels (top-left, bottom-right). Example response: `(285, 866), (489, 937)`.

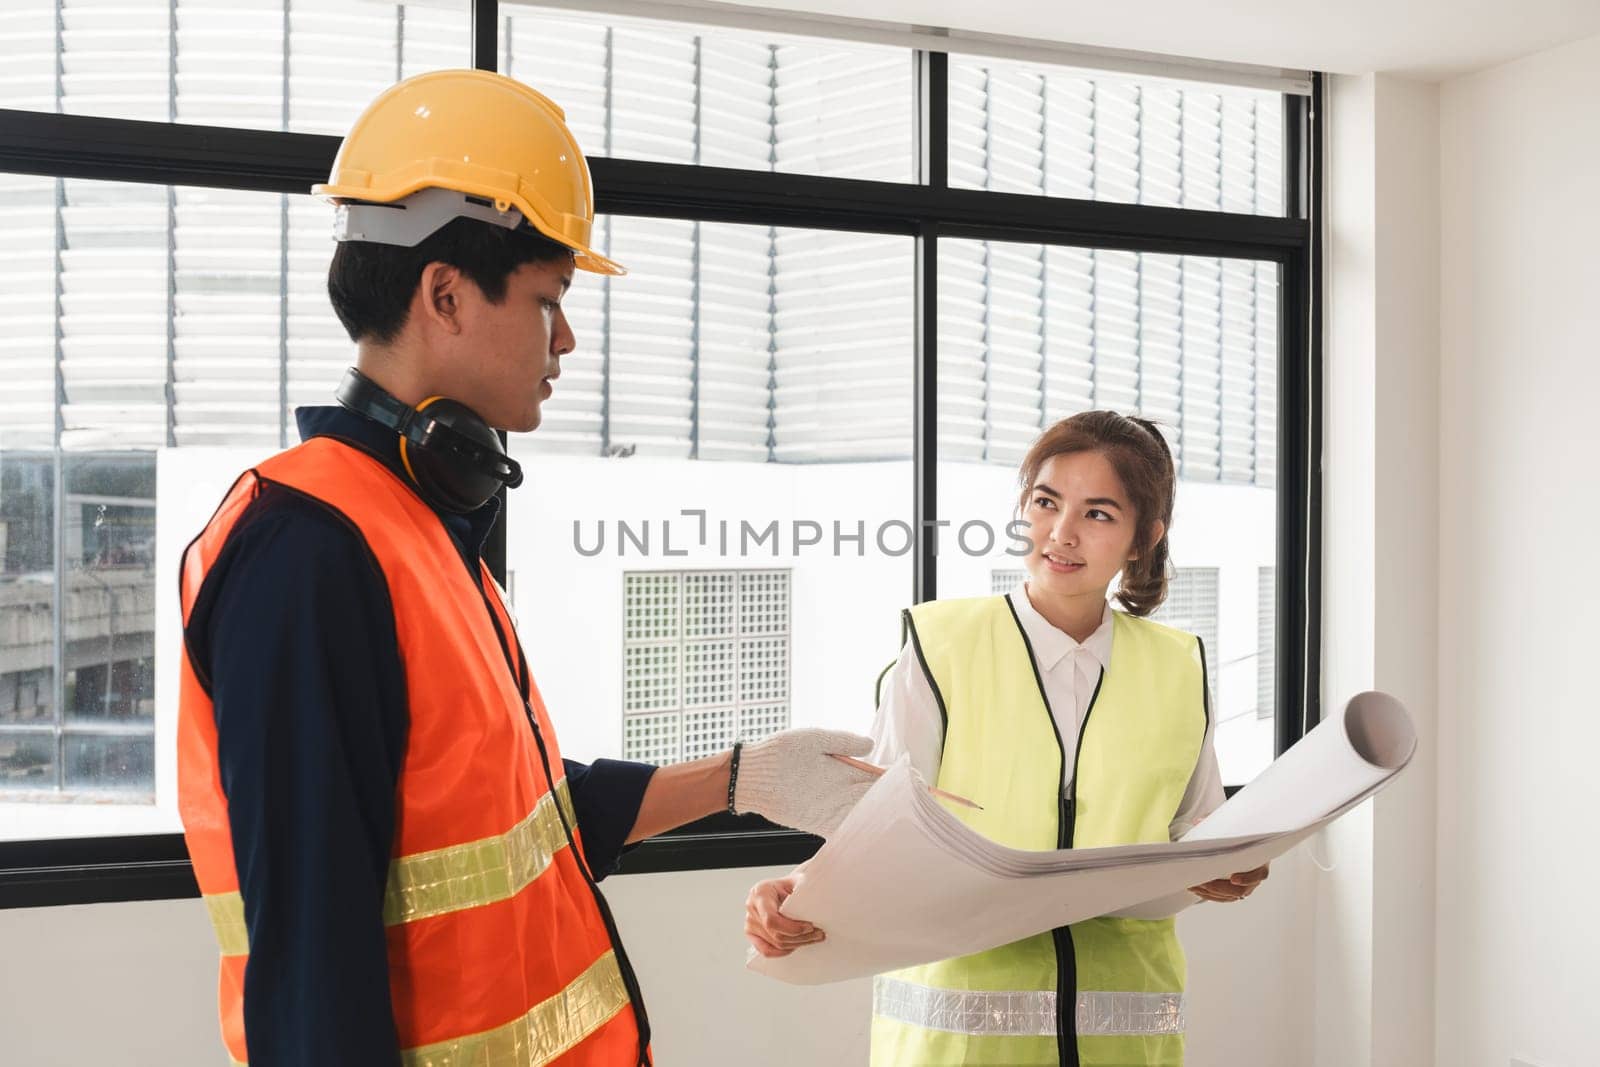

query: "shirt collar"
(294, 405), (502, 558)
(1007, 584), (1115, 675)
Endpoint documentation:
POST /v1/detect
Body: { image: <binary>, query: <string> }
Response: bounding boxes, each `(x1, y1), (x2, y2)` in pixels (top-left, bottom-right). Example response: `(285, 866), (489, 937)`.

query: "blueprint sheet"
(751, 691), (1416, 985)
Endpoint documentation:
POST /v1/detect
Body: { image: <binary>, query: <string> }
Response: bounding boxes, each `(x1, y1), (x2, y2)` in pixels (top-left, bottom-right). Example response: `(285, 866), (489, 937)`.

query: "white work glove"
(732, 728), (879, 838)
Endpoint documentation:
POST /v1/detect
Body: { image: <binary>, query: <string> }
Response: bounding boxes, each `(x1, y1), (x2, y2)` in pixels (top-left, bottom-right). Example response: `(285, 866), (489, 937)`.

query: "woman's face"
(1020, 451), (1145, 602)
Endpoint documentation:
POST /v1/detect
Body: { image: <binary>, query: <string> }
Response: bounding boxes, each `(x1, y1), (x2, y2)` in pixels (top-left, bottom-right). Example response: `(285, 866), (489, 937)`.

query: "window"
(935, 236), (1281, 783)
(1153, 567), (1220, 684)
(0, 453), (159, 801)
(503, 5), (913, 182)
(0, 175), (353, 453)
(518, 221), (914, 461)
(0, 173), (354, 840)
(621, 570), (791, 765)
(1258, 566), (1276, 719)
(0, 2), (1319, 900)
(947, 57), (1284, 215)
(502, 220), (914, 766)
(991, 569), (1027, 595)
(0, 0), (470, 135)
(934, 244), (1277, 478)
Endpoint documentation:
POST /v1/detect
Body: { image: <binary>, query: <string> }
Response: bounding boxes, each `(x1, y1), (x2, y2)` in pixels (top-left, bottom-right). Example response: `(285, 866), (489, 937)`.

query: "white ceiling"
(724, 0), (1600, 79)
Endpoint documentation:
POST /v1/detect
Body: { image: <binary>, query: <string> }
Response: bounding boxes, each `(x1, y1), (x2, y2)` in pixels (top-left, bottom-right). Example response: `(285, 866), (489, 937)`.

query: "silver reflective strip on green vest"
(874, 976), (1185, 1037)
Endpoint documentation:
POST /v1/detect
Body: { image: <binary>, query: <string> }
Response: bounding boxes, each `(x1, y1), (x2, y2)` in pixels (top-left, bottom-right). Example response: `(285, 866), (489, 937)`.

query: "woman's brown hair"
(1015, 410), (1177, 616)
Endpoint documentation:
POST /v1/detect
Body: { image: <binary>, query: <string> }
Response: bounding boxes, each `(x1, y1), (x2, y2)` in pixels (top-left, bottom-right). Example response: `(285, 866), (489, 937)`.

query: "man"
(177, 69), (875, 1066)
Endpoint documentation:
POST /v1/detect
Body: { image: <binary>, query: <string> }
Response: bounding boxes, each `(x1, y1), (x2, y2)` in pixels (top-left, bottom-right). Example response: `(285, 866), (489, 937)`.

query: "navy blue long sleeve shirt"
(182, 405), (657, 1066)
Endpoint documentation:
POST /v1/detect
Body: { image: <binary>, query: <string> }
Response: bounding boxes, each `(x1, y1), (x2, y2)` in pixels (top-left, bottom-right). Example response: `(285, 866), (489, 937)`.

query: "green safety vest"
(870, 596), (1208, 1067)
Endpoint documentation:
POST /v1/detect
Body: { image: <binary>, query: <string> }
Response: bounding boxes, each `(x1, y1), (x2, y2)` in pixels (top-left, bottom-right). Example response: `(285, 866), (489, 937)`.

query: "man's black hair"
(328, 215), (574, 344)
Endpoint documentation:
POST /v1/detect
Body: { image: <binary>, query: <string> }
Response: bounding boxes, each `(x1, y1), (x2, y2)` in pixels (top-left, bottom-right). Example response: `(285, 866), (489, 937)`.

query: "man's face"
(443, 255), (576, 434)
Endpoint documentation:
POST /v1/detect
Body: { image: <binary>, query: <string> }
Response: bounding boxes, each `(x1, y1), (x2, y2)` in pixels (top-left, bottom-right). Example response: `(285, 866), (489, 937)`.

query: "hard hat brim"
(571, 246), (627, 277)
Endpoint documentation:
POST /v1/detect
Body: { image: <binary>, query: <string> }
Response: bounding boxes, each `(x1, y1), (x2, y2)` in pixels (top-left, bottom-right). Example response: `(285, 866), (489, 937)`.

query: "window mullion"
(471, 0), (498, 72)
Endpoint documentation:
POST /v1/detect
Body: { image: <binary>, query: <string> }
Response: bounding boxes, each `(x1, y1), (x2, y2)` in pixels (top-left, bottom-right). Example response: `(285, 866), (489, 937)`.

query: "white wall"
(1316, 71), (1441, 1067)
(0, 898), (220, 1064)
(0, 856), (1316, 1066)
(1316, 73), (1379, 1067)
(1367, 72), (1442, 1067)
(1437, 32), (1600, 1067)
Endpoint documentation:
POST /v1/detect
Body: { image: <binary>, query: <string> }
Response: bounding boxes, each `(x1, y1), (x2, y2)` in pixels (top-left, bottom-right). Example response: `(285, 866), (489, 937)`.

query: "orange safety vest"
(177, 436), (649, 1066)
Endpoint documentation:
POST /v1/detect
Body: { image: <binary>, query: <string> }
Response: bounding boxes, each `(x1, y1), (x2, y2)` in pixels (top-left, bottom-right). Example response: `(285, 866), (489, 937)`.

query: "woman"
(746, 410), (1268, 1066)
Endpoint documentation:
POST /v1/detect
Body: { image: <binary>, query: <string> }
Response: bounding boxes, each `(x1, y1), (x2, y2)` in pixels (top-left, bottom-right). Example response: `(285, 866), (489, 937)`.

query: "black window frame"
(0, 0), (1323, 908)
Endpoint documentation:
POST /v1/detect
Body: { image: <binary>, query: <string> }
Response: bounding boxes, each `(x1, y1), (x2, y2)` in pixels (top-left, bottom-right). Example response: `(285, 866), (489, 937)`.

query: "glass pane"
(0, 0), (469, 136)
(504, 5), (914, 182)
(64, 732), (155, 792)
(936, 238), (1278, 784)
(1153, 566), (1219, 683)
(0, 180), (56, 449)
(948, 58), (1285, 216)
(1257, 565), (1275, 721)
(0, 670), (54, 727)
(507, 225), (914, 766)
(0, 174), (353, 452)
(63, 456), (155, 731)
(0, 731), (56, 791)
(523, 220), (912, 462)
(0, 174), (349, 833)
(1, 456), (56, 732)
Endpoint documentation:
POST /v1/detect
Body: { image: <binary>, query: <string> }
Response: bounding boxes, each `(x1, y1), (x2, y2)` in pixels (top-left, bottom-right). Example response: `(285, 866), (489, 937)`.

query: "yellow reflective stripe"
(205, 892), (251, 958)
(401, 950), (629, 1066)
(227, 950), (628, 1067)
(204, 779), (577, 957)
(385, 778), (577, 925)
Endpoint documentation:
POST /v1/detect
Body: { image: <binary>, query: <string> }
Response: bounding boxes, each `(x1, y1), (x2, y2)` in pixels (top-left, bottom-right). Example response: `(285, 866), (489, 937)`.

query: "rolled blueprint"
(1182, 689), (1414, 841)
(751, 691), (1416, 985)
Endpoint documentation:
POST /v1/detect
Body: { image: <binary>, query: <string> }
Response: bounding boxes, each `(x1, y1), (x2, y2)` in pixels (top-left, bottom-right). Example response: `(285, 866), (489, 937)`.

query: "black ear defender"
(335, 367), (524, 514)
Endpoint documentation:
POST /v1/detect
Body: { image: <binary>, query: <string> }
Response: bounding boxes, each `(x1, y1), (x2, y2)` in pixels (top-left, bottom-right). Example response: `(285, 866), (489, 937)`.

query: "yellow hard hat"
(314, 69), (624, 276)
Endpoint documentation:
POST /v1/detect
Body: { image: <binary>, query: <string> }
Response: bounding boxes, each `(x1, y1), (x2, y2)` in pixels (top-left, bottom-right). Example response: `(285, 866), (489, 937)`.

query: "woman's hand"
(745, 875), (825, 958)
(1189, 863), (1269, 902)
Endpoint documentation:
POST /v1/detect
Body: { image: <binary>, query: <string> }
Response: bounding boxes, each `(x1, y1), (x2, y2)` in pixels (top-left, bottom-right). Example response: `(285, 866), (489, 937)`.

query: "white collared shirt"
(868, 584), (1225, 840)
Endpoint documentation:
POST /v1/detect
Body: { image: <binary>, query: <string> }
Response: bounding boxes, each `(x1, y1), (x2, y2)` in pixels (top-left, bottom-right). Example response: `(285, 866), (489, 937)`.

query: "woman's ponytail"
(1115, 416), (1176, 616)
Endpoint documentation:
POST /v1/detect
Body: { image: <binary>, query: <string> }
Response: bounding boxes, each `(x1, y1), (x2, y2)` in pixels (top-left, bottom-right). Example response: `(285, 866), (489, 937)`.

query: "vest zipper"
(1054, 667), (1104, 1067)
(475, 582), (653, 1067)
(1051, 840), (1077, 1067)
(1064, 668), (1106, 845)
(524, 702), (654, 1066)
(1003, 597), (1091, 1067)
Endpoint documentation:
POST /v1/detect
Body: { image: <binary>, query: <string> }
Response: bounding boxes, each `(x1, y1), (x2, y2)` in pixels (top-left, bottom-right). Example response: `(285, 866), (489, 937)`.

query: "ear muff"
(336, 368), (523, 514)
(400, 396), (515, 514)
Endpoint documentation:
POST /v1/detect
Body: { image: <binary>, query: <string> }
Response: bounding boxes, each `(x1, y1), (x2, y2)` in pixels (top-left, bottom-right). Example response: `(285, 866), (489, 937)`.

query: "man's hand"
(745, 875), (823, 958)
(732, 728), (879, 838)
(1189, 863), (1270, 902)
